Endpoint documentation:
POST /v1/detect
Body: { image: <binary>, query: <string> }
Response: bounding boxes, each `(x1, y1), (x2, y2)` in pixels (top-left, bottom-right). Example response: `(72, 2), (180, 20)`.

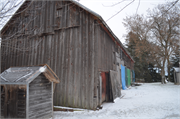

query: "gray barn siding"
(96, 25), (135, 73)
(1, 1), (97, 110)
(97, 26), (116, 72)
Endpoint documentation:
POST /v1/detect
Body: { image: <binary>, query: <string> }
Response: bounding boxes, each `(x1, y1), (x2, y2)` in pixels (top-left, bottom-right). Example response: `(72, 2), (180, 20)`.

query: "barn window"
(69, 5), (80, 27)
(55, 2), (63, 28)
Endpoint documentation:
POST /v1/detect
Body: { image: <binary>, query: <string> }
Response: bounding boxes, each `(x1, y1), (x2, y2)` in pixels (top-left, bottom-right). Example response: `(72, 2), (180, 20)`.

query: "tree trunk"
(161, 59), (166, 84)
(167, 58), (171, 82)
(161, 68), (165, 84)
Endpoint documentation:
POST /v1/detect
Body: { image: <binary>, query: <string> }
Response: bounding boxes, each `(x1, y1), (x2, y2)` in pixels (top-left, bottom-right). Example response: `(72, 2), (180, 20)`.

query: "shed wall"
(28, 74), (52, 119)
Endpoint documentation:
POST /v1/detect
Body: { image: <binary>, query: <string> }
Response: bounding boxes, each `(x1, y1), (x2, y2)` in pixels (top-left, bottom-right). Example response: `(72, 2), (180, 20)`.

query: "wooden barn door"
(101, 72), (112, 103)
(101, 72), (106, 102)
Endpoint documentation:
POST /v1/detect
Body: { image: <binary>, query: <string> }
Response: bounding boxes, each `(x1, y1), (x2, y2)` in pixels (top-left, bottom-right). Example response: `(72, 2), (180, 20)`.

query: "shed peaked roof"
(0, 64), (60, 84)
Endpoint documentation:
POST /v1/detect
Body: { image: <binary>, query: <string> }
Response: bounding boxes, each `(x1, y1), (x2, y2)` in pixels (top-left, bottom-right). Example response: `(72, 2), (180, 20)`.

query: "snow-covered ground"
(53, 82), (180, 119)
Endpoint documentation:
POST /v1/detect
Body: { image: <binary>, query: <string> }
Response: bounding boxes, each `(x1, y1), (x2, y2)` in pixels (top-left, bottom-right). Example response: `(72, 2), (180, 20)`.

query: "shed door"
(1, 85), (26, 118)
(1, 85), (5, 117)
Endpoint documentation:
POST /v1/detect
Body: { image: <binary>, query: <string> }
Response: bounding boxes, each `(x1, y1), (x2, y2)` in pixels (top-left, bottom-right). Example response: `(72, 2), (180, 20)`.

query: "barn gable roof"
(0, 64), (60, 84)
(1, 0), (134, 63)
(71, 0), (134, 62)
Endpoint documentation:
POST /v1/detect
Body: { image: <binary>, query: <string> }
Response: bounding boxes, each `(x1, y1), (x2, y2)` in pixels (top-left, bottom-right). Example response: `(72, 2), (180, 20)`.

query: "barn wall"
(96, 25), (134, 72)
(97, 26), (116, 72)
(1, 0), (134, 110)
(28, 74), (52, 119)
(95, 23), (135, 103)
(1, 1), (98, 110)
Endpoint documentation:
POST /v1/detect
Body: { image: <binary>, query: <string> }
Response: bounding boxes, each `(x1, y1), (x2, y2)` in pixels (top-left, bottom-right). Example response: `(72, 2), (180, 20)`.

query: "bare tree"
(123, 1), (180, 84)
(123, 14), (151, 62)
(149, 2), (180, 83)
(0, 0), (23, 29)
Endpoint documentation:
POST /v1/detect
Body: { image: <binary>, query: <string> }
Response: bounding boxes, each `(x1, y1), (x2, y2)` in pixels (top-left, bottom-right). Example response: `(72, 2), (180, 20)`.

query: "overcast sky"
(79, 0), (169, 44)
(0, 0), (170, 44)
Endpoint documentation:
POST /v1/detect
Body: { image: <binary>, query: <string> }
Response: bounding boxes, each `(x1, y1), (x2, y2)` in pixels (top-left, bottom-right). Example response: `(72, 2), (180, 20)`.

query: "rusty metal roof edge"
(71, 0), (135, 62)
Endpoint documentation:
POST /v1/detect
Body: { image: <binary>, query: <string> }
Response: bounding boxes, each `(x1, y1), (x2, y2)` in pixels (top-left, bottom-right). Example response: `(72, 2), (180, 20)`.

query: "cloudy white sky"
(79, 0), (169, 44)
(0, 0), (172, 44)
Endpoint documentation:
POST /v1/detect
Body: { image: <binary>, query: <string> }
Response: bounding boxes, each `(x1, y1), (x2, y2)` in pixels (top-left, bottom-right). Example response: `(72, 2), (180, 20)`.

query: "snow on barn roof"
(0, 64), (60, 84)
(174, 67), (180, 73)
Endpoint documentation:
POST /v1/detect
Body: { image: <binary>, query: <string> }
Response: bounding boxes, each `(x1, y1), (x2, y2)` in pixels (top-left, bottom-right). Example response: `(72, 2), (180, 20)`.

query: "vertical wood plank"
(68, 28), (73, 107)
(85, 12), (89, 109)
(65, 28), (69, 107)
(22, 36), (25, 66)
(33, 37), (37, 65)
(6, 40), (10, 69)
(53, 33), (58, 105)
(90, 17), (95, 109)
(50, 35), (54, 71)
(53, 32), (57, 105)
(64, 27), (68, 107)
(73, 27), (78, 107)
(27, 38), (31, 66)
(80, 11), (85, 109)
(58, 30), (62, 106)
(71, 28), (76, 107)
(56, 31), (63, 105)
(77, 9), (82, 108)
(60, 30), (65, 106)
(93, 21), (98, 109)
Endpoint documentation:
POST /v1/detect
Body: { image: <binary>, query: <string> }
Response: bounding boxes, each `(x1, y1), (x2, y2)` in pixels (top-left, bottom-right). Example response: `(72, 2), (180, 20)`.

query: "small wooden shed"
(0, 65), (59, 119)
(174, 67), (180, 85)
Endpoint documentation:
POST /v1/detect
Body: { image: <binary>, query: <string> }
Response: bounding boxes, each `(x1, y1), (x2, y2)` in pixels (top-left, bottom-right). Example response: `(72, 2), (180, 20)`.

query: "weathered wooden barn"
(0, 65), (59, 118)
(1, 0), (134, 110)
